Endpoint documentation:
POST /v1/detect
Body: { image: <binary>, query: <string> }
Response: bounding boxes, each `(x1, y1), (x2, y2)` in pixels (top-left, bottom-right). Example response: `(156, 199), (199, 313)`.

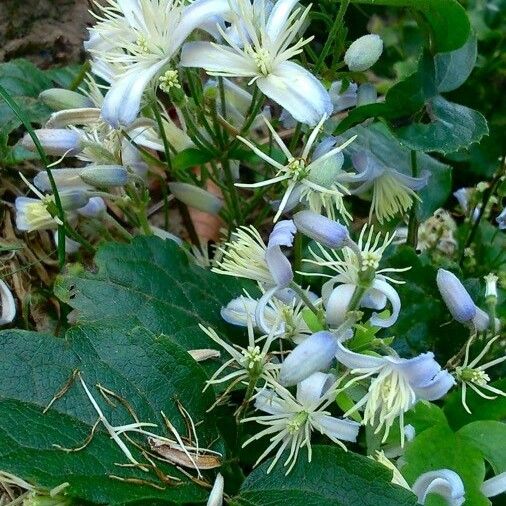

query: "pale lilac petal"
(207, 472), (224, 506)
(296, 372), (333, 406)
(472, 306), (490, 332)
(265, 0), (299, 40)
(436, 269), (476, 324)
(335, 340), (385, 370)
(0, 280), (16, 325)
(392, 169), (430, 191)
(412, 470), (465, 506)
(265, 245), (293, 288)
(279, 331), (338, 386)
(293, 210), (349, 249)
(325, 283), (355, 327)
(221, 296), (277, 329)
(369, 278), (401, 328)
(389, 352), (441, 387)
(360, 288), (387, 310)
(102, 60), (168, 128)
(414, 370), (455, 401)
(481, 472), (506, 498)
(255, 389), (286, 415)
(329, 81), (357, 113)
(180, 42), (257, 76)
(257, 61), (332, 126)
(268, 220), (296, 248)
(313, 413), (360, 442)
(271, 184), (304, 215)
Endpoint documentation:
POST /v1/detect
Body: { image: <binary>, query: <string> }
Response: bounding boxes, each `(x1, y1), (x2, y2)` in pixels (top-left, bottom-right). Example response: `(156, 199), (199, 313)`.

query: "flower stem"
(289, 281), (320, 318)
(407, 150), (419, 248)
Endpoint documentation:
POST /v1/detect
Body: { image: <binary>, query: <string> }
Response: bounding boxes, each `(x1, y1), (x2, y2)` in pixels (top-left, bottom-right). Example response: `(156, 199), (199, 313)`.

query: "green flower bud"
(39, 88), (93, 111)
(168, 182), (223, 215)
(344, 34), (383, 72)
(80, 165), (129, 188)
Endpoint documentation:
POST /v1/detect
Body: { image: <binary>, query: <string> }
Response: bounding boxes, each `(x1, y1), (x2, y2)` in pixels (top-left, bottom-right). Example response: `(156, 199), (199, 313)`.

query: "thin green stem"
(69, 61), (91, 91)
(152, 103), (174, 173)
(289, 281), (320, 317)
(407, 150), (419, 248)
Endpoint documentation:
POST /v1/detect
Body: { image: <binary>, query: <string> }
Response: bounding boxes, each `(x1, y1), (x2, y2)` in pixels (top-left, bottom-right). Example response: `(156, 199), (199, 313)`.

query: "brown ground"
(0, 0), (93, 66)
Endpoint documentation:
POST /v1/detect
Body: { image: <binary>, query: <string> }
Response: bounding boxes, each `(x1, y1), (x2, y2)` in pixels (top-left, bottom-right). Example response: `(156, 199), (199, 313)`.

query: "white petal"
(390, 352), (440, 387)
(102, 60), (168, 128)
(265, 0), (299, 40)
(0, 280), (16, 325)
(268, 219), (296, 248)
(481, 472), (506, 498)
(207, 472), (224, 506)
(265, 245), (293, 288)
(221, 296), (277, 329)
(296, 372), (333, 406)
(413, 370), (455, 401)
(313, 413), (360, 442)
(360, 288), (387, 310)
(180, 42), (257, 76)
(257, 61), (332, 126)
(176, 0), (232, 48)
(254, 389), (286, 415)
(369, 278), (401, 328)
(412, 470), (465, 506)
(334, 340), (385, 371)
(325, 283), (355, 327)
(279, 331), (338, 386)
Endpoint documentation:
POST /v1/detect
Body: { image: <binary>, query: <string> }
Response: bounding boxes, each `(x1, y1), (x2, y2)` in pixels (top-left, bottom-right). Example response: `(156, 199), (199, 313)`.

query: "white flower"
(242, 372), (360, 474)
(221, 291), (312, 344)
(0, 280), (16, 326)
(88, 0), (231, 127)
(335, 341), (455, 443)
(347, 151), (430, 224)
(304, 225), (409, 329)
(180, 0), (332, 125)
(236, 116), (356, 221)
(207, 473), (224, 506)
(199, 322), (279, 410)
(455, 335), (506, 414)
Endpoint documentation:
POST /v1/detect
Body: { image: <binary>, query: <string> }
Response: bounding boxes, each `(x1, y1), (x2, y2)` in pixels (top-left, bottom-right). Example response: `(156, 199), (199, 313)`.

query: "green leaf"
(458, 421), (506, 474)
(405, 402), (448, 435)
(231, 446), (417, 506)
(444, 379), (506, 431)
(0, 326), (220, 505)
(349, 0), (470, 52)
(340, 123), (451, 221)
(44, 65), (82, 89)
(394, 96), (488, 154)
(402, 424), (490, 506)
(172, 147), (215, 171)
(435, 35), (478, 93)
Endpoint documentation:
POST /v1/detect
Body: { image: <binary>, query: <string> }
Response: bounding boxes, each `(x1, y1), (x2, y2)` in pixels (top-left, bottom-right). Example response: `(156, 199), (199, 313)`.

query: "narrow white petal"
(0, 280), (16, 325)
(313, 413), (360, 442)
(481, 472), (506, 498)
(412, 470), (465, 506)
(265, 0), (299, 40)
(207, 472), (224, 506)
(335, 340), (385, 370)
(257, 61), (332, 126)
(325, 283), (355, 327)
(369, 278), (401, 328)
(413, 370), (455, 400)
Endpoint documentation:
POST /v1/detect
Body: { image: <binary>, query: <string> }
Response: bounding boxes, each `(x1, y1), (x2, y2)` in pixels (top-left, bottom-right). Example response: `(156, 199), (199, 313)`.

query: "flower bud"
(168, 182), (223, 215)
(344, 34), (383, 72)
(0, 279), (16, 325)
(39, 88), (93, 111)
(293, 211), (349, 249)
(46, 108), (101, 128)
(77, 197), (106, 218)
(59, 190), (90, 211)
(436, 269), (476, 324)
(484, 273), (498, 299)
(34, 168), (90, 192)
(20, 129), (82, 156)
(279, 331), (338, 386)
(80, 165), (129, 188)
(357, 83), (377, 106)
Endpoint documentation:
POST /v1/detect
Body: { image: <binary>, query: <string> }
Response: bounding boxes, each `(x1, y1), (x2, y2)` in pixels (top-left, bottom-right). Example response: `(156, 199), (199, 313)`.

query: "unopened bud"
(168, 182), (223, 215)
(293, 210), (349, 248)
(21, 129), (82, 156)
(344, 34), (383, 72)
(34, 168), (90, 192)
(0, 279), (16, 325)
(80, 165), (128, 188)
(484, 273), (498, 299)
(59, 190), (90, 211)
(436, 269), (476, 324)
(279, 331), (338, 386)
(46, 108), (101, 128)
(39, 88), (93, 111)
(77, 197), (107, 218)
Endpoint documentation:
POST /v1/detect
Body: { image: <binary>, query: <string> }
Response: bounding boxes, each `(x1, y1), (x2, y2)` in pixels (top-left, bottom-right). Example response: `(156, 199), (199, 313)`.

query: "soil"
(0, 0), (94, 67)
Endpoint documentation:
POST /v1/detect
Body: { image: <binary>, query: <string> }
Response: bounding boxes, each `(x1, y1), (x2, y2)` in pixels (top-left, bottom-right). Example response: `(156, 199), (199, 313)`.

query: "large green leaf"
(56, 236), (254, 354)
(402, 424), (490, 506)
(458, 421), (506, 474)
(231, 446), (417, 506)
(349, 0), (470, 52)
(340, 123), (451, 221)
(395, 96), (488, 154)
(0, 326), (219, 505)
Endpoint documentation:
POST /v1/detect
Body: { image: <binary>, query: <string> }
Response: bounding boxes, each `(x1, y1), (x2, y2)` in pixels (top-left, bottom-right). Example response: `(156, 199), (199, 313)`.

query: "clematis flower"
(242, 372), (360, 474)
(335, 341), (454, 443)
(455, 335), (506, 414)
(221, 291), (312, 343)
(304, 225), (409, 329)
(497, 207), (506, 230)
(87, 0), (232, 127)
(482, 471), (506, 499)
(180, 0), (332, 125)
(236, 116), (356, 221)
(346, 151), (430, 224)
